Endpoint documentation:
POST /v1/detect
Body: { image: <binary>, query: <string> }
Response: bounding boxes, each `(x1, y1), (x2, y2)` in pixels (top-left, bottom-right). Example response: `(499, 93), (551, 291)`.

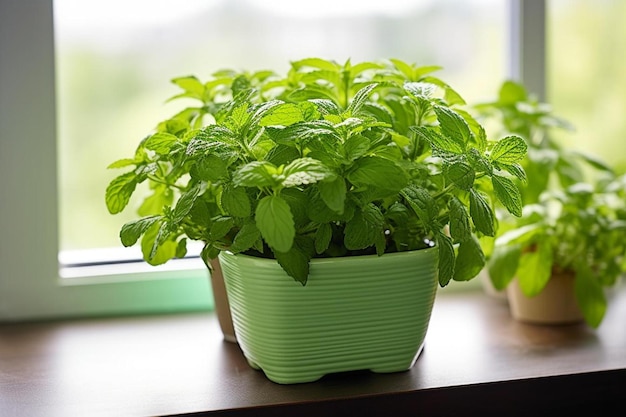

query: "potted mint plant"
(106, 58), (526, 383)
(475, 80), (626, 327)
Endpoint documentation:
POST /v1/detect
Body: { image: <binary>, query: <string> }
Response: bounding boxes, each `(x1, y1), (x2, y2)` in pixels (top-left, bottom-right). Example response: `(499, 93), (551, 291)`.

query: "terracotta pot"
(506, 271), (583, 325)
(207, 258), (237, 343)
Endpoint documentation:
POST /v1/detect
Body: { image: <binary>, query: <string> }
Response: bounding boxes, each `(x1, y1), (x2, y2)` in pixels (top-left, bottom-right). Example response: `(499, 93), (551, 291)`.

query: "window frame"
(0, 0), (545, 321)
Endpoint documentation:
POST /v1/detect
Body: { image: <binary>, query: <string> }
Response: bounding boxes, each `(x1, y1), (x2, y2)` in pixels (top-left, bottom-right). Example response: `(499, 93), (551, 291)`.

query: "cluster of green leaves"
(488, 176), (626, 327)
(477, 80), (626, 327)
(473, 80), (611, 205)
(105, 58), (527, 286)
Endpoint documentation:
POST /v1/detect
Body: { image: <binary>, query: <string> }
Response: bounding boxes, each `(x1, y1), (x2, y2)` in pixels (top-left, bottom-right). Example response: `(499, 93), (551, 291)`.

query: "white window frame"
(0, 0), (545, 321)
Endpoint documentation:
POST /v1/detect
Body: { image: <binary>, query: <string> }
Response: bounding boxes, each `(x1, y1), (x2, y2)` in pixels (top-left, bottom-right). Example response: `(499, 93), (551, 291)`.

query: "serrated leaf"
(141, 221), (177, 266)
(209, 216), (235, 240)
(317, 177), (347, 214)
(171, 184), (201, 224)
(490, 135), (527, 165)
(120, 215), (162, 247)
(344, 204), (384, 250)
(190, 154), (229, 182)
(230, 222), (261, 253)
(282, 157), (335, 187)
(444, 161), (475, 191)
(256, 195), (295, 253)
(448, 197), (471, 242)
(315, 223), (333, 254)
(346, 82), (378, 115)
(492, 174), (523, 217)
(259, 103), (304, 126)
(487, 244), (522, 290)
(144, 132), (180, 155)
(433, 106), (470, 150)
(436, 231), (455, 286)
(500, 162), (527, 183)
(221, 186), (251, 218)
(517, 242), (553, 297)
(453, 235), (485, 281)
(342, 134), (371, 161)
(401, 185), (438, 224)
(469, 189), (495, 237)
(275, 244), (311, 285)
(411, 126), (463, 155)
(348, 156), (408, 192)
(105, 172), (138, 214)
(233, 161), (277, 188)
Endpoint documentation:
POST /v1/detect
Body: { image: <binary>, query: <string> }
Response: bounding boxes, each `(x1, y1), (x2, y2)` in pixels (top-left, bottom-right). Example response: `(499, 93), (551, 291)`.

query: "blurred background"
(52, 0), (625, 256)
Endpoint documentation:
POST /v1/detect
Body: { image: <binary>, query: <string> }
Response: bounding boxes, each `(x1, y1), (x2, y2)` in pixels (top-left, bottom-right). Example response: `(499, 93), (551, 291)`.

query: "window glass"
(547, 0), (626, 173)
(54, 0), (506, 256)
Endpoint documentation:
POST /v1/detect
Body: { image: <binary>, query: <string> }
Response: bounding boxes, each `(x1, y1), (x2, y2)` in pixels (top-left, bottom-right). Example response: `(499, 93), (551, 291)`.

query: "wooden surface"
(1, 285), (625, 417)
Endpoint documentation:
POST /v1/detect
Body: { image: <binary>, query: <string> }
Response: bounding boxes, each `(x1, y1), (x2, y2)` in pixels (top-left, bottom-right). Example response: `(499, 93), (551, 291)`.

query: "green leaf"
(574, 263), (607, 328)
(318, 177), (347, 214)
(190, 154), (229, 182)
(230, 222), (261, 253)
(401, 185), (438, 224)
(499, 80), (527, 104)
(120, 215), (162, 247)
(444, 161), (475, 191)
(171, 184), (201, 224)
(344, 204), (384, 250)
(436, 231), (455, 286)
(348, 156), (409, 192)
(141, 222), (177, 266)
(469, 189), (495, 237)
(221, 186), (251, 218)
(291, 57), (339, 71)
(453, 236), (485, 281)
(346, 83), (378, 115)
(411, 126), (464, 155)
(233, 161), (278, 188)
(517, 242), (553, 297)
(487, 244), (522, 290)
(282, 157), (335, 187)
(490, 135), (527, 165)
(256, 195), (295, 253)
(315, 223), (333, 254)
(448, 197), (471, 242)
(259, 103), (305, 126)
(433, 106), (470, 151)
(105, 172), (138, 214)
(210, 216), (235, 240)
(171, 75), (205, 99)
(175, 238), (187, 259)
(144, 132), (179, 155)
(342, 134), (371, 161)
(492, 174), (523, 217)
(275, 244), (311, 286)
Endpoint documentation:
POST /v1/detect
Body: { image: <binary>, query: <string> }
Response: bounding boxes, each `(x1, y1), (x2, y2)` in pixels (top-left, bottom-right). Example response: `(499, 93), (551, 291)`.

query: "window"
(1, 0), (527, 320)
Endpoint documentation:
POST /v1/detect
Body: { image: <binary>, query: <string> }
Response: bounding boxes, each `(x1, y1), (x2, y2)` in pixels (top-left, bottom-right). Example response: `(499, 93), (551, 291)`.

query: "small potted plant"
(488, 176), (626, 327)
(105, 58), (526, 383)
(476, 80), (626, 327)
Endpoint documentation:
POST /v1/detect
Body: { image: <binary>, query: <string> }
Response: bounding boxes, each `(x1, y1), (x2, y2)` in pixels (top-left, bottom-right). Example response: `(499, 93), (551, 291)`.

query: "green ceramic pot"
(219, 247), (439, 384)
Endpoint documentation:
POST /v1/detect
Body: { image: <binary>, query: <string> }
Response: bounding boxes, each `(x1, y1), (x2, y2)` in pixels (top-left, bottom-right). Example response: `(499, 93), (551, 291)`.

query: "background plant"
(476, 80), (626, 327)
(106, 58), (527, 286)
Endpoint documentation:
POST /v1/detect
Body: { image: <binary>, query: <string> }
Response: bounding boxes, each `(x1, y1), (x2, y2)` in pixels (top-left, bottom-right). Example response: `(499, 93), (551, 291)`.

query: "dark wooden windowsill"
(1, 285), (625, 417)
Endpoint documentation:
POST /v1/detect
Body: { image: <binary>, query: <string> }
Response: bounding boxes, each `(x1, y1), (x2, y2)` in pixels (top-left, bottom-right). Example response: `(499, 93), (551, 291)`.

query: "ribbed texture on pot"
(219, 248), (439, 384)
